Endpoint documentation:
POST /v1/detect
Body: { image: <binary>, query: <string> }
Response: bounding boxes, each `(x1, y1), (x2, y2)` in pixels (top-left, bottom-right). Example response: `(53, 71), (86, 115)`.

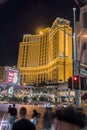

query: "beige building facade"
(17, 18), (73, 85)
(77, 5), (87, 64)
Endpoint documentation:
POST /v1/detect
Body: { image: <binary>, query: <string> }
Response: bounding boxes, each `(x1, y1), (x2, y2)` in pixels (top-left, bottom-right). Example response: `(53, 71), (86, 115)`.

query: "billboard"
(4, 67), (20, 85)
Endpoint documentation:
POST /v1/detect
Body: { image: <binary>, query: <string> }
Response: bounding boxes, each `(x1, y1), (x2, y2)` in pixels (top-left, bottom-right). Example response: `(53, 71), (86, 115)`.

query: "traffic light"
(81, 77), (86, 90)
(68, 77), (72, 89)
(73, 75), (79, 89)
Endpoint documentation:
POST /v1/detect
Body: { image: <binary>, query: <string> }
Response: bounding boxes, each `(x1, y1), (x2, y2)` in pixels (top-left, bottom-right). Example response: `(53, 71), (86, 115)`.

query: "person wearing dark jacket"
(42, 107), (53, 130)
(31, 109), (41, 125)
(32, 109), (41, 118)
(8, 105), (11, 113)
(8, 104), (17, 130)
(12, 107), (36, 130)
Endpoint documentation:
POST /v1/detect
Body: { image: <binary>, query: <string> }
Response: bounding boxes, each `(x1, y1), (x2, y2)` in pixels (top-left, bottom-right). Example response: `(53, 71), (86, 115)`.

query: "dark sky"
(0, 0), (80, 66)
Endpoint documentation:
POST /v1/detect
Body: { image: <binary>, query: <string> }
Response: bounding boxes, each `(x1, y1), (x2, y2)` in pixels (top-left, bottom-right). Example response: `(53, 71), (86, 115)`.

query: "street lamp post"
(73, 8), (77, 61)
(73, 8), (81, 108)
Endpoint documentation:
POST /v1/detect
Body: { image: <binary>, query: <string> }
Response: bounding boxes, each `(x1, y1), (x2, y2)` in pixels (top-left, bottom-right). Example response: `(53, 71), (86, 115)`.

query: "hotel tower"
(17, 18), (73, 85)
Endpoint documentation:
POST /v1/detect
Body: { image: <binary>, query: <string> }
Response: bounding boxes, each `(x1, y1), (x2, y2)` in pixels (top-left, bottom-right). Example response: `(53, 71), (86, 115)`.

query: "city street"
(0, 103), (87, 130)
(0, 1), (87, 130)
(0, 103), (57, 130)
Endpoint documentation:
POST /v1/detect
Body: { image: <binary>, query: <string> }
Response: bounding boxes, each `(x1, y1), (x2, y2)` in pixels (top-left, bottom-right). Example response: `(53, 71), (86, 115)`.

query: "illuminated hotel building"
(17, 18), (73, 85)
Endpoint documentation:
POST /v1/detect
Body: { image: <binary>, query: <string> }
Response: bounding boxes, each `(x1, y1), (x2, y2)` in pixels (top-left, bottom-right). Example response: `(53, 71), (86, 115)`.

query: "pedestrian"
(8, 105), (12, 113)
(32, 109), (41, 118)
(42, 107), (53, 130)
(31, 109), (41, 125)
(12, 107), (36, 130)
(8, 104), (17, 130)
(53, 107), (87, 130)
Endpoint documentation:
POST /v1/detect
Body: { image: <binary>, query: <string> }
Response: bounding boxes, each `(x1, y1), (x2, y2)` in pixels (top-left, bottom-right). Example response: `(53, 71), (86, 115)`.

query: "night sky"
(0, 0), (80, 66)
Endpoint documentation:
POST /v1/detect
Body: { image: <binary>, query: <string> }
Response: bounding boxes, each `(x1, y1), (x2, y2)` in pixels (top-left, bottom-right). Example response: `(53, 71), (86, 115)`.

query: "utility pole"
(73, 8), (81, 108)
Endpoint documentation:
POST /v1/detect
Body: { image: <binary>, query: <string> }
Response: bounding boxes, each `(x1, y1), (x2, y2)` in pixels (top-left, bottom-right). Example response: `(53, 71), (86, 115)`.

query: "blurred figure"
(12, 107), (36, 130)
(8, 104), (17, 130)
(32, 109), (41, 118)
(42, 107), (53, 130)
(52, 109), (62, 130)
(53, 107), (87, 130)
(8, 105), (11, 113)
(31, 109), (41, 125)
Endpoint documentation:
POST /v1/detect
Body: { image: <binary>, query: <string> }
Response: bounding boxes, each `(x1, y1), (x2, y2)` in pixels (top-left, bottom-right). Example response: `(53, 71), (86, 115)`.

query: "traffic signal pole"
(73, 8), (81, 108)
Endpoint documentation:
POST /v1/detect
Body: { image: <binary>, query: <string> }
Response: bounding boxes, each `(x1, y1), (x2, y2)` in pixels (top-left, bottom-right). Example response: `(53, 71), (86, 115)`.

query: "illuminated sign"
(7, 70), (19, 84)
(4, 67), (19, 84)
(8, 86), (14, 95)
(80, 69), (87, 76)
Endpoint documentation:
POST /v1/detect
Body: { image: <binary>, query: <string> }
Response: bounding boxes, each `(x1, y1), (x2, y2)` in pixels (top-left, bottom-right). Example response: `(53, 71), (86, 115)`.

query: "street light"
(73, 8), (81, 108)
(73, 8), (77, 61)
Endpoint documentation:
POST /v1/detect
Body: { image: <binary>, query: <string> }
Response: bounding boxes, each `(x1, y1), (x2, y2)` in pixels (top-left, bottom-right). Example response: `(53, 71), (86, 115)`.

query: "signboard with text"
(4, 67), (20, 85)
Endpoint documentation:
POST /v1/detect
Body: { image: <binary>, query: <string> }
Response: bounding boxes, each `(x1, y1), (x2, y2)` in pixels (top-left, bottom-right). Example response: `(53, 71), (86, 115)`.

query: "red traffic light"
(73, 76), (79, 82)
(73, 75), (79, 89)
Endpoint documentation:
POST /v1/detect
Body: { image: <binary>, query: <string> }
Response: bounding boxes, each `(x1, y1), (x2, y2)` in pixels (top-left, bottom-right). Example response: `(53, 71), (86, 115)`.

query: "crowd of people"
(7, 103), (87, 130)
